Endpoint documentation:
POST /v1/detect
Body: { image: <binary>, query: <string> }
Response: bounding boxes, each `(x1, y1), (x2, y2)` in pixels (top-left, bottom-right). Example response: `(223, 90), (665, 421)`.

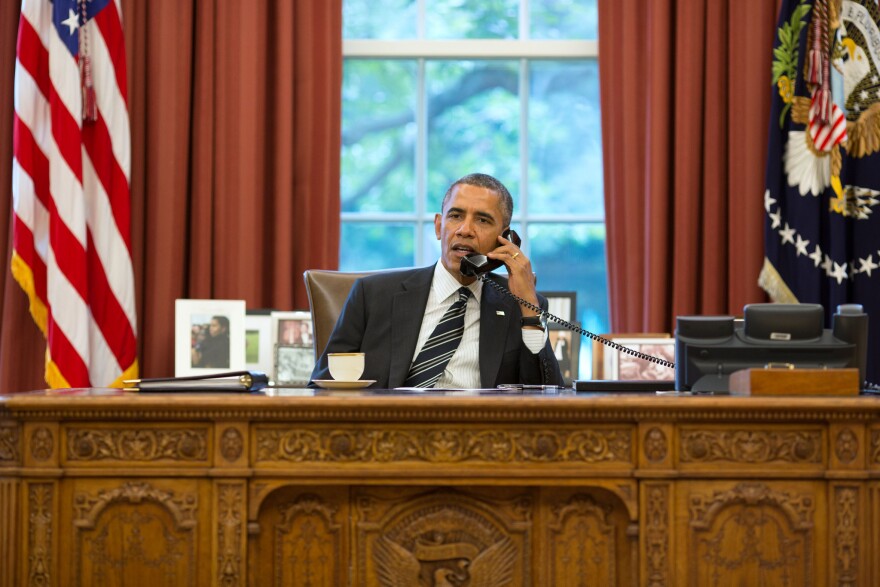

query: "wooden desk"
(1, 389), (879, 586)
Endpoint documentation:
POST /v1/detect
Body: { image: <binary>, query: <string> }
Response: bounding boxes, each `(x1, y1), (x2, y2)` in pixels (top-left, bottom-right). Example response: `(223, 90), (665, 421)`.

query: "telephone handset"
(459, 229), (675, 371)
(460, 228), (522, 277)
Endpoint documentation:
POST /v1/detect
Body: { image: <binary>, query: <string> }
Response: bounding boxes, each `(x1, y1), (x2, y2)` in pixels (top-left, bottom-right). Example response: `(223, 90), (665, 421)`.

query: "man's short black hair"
(212, 315), (230, 332)
(442, 173), (514, 226)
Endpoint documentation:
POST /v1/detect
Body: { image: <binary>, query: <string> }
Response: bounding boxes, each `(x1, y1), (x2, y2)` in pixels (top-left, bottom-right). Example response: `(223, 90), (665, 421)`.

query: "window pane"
(426, 60), (521, 213)
(339, 223), (416, 270)
(530, 0), (598, 40)
(528, 222), (609, 377)
(426, 0), (519, 39)
(343, 0), (417, 39)
(420, 222), (441, 266)
(342, 60), (417, 213)
(528, 60), (603, 217)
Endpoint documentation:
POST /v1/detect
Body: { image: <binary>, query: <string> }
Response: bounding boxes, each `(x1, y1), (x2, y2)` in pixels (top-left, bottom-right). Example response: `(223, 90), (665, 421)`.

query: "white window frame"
(342, 8), (600, 265)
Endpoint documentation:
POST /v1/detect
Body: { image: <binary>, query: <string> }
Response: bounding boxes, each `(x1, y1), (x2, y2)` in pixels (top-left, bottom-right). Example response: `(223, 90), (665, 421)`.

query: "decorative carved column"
(27, 482), (55, 587)
(832, 485), (861, 587)
(0, 423), (21, 587)
(643, 483), (671, 587)
(0, 478), (19, 587)
(215, 481), (247, 587)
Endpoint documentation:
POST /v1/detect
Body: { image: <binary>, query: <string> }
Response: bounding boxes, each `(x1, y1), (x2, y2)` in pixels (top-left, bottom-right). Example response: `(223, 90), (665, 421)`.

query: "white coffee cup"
(328, 352), (365, 381)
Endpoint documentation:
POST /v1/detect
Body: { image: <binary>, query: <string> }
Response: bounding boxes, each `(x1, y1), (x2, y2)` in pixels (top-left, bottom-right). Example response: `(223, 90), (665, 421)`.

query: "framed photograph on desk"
(275, 344), (314, 386)
(602, 337), (674, 380)
(271, 311), (314, 346)
(245, 309), (274, 376)
(549, 325), (580, 385)
(175, 299), (246, 377)
(538, 291), (577, 322)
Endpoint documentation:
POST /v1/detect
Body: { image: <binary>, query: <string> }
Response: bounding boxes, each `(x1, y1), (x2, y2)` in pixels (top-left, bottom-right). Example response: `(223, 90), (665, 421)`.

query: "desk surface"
(3, 386), (880, 421)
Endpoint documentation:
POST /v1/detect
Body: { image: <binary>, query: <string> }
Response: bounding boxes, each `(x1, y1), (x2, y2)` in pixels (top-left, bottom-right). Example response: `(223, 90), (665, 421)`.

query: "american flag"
(12, 0), (137, 387)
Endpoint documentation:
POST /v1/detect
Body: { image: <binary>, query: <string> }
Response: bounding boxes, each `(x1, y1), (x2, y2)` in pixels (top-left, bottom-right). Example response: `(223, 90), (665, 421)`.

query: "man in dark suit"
(310, 173), (564, 388)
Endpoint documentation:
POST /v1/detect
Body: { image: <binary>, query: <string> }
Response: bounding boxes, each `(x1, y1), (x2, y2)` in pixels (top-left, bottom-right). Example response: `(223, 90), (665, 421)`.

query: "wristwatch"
(521, 314), (547, 331)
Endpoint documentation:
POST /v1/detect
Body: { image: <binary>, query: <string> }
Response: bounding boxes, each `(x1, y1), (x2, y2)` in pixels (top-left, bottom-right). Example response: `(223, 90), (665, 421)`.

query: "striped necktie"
(404, 287), (473, 388)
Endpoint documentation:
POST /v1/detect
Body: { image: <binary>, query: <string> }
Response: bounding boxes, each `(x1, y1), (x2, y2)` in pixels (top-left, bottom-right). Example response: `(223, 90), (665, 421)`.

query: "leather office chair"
(303, 269), (375, 360)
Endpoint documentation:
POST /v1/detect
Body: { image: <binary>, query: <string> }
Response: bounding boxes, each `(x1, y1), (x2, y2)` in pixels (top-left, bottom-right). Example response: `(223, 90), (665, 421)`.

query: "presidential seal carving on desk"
(367, 492), (522, 586)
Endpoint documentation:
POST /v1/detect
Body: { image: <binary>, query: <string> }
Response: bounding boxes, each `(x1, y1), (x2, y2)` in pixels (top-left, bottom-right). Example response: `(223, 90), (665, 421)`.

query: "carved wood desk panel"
(1, 390), (879, 586)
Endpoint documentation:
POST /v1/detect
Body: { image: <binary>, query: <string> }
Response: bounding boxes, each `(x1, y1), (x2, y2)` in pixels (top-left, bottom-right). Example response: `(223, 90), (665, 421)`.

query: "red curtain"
(0, 0), (341, 391)
(599, 0), (778, 332)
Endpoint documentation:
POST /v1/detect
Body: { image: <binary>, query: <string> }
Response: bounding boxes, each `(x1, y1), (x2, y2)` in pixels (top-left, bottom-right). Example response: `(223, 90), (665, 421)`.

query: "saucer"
(313, 379), (376, 390)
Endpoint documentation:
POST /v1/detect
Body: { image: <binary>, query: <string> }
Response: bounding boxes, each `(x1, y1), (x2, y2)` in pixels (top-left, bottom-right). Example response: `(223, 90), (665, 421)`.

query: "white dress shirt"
(409, 262), (545, 389)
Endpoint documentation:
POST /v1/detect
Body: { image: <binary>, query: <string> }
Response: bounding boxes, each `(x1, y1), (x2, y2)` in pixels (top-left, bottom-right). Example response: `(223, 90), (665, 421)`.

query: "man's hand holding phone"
(488, 232), (542, 318)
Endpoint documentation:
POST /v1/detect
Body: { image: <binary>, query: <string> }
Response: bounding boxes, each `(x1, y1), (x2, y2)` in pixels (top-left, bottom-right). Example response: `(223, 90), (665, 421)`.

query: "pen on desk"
(497, 384), (562, 392)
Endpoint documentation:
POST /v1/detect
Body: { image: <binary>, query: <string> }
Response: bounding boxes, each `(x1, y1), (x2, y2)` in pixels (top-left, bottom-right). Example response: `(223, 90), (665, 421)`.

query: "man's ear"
(434, 213), (441, 239)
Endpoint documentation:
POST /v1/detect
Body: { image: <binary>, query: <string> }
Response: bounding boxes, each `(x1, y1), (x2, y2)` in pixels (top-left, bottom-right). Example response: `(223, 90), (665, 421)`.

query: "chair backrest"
(303, 269), (375, 360)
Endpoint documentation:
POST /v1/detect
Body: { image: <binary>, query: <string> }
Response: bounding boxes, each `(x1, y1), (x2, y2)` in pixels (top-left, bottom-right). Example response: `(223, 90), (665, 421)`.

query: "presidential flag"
(760, 0), (880, 383)
(12, 0), (137, 387)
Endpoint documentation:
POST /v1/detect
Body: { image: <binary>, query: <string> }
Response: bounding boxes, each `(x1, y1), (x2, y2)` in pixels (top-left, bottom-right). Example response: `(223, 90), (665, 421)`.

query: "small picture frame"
(245, 309), (274, 376)
(270, 311), (314, 347)
(175, 299), (246, 377)
(603, 337), (675, 381)
(539, 291), (577, 322)
(274, 344), (315, 386)
(549, 325), (580, 385)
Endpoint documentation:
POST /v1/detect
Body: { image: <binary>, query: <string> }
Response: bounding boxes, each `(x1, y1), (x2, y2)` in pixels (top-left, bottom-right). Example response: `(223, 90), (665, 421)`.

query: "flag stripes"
(12, 0), (137, 388)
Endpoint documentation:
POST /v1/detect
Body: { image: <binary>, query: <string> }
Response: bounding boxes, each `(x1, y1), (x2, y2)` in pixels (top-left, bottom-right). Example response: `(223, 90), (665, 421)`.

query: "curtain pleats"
(599, 0), (778, 333)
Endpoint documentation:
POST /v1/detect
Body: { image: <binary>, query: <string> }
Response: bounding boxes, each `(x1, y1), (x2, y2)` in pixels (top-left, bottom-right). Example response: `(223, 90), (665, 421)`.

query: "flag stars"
(794, 234), (810, 256)
(822, 254), (833, 274)
(61, 9), (80, 35)
(809, 245), (823, 267)
(858, 254), (878, 277)
(769, 210), (782, 229)
(778, 223), (796, 245)
(764, 189), (777, 213)
(830, 262), (848, 284)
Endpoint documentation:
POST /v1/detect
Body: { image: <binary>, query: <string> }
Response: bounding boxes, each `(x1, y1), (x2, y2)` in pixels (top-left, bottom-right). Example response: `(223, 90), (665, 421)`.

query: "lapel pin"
(496, 310), (505, 316)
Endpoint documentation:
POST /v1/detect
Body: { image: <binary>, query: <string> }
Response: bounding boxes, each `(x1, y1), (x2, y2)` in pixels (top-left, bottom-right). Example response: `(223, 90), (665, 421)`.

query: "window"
(341, 0), (605, 376)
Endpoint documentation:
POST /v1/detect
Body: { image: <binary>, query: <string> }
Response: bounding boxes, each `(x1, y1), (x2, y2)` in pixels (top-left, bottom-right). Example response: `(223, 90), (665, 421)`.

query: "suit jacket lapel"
(479, 280), (514, 387)
(389, 267), (434, 387)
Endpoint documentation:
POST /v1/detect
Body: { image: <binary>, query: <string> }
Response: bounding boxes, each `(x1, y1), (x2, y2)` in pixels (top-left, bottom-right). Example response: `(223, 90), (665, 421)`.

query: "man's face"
(434, 183), (507, 283)
(209, 319), (223, 337)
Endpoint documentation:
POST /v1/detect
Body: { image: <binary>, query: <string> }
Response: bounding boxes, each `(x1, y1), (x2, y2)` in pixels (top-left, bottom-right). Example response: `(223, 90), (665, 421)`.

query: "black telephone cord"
(480, 275), (676, 369)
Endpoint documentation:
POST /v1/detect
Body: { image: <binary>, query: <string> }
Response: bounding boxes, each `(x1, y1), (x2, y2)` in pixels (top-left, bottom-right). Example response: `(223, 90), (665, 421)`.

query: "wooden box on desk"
(728, 367), (860, 396)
